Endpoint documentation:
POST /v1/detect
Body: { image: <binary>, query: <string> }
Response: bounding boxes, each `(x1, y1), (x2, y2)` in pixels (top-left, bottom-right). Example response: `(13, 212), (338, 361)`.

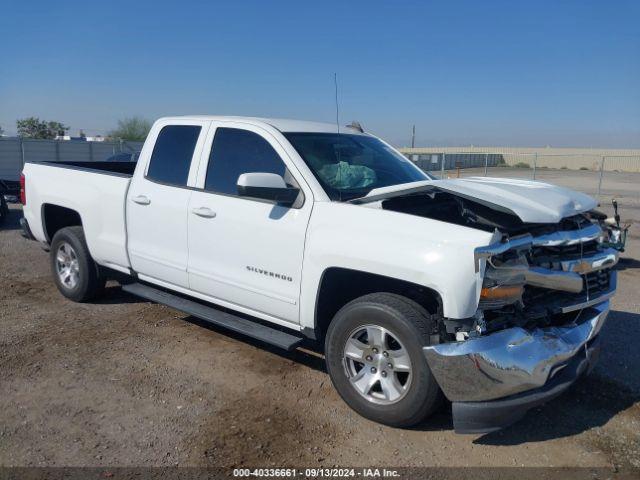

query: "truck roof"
(160, 116), (365, 134)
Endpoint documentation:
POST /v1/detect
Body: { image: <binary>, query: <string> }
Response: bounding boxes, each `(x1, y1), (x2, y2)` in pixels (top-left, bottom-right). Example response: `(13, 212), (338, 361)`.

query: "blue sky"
(1, 0), (638, 147)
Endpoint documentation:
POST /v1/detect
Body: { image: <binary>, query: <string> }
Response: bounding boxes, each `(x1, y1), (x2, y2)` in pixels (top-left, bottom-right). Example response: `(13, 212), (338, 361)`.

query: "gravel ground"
(1, 184), (639, 469)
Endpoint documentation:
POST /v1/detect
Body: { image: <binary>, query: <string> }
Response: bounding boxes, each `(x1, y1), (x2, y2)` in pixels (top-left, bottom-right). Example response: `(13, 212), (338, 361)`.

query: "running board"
(121, 282), (303, 351)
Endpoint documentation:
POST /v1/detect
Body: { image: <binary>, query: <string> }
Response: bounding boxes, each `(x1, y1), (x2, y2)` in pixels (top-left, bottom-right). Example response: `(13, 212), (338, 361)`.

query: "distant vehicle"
(104, 151), (139, 163)
(0, 179), (18, 196)
(19, 116), (621, 433)
(0, 180), (11, 225)
(0, 196), (7, 225)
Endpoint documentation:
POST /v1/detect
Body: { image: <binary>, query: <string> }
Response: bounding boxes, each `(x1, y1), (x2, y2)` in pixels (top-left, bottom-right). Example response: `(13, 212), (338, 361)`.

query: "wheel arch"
(41, 203), (84, 243)
(311, 267), (443, 342)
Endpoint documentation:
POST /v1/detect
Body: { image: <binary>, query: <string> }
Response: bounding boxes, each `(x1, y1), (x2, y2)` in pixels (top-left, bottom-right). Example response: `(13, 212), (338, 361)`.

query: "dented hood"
(355, 177), (597, 224)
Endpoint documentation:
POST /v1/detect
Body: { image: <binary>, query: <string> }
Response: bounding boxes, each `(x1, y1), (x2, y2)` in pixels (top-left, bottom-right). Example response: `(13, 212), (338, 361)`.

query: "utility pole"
(597, 156), (606, 200)
(334, 73), (340, 133)
(411, 125), (415, 148)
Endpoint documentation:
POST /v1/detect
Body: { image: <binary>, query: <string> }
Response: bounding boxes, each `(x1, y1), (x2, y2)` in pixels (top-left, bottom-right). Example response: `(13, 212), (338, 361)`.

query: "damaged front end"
(363, 185), (625, 433)
(471, 220), (617, 334)
(589, 199), (630, 252)
(424, 214), (618, 433)
(356, 180), (623, 432)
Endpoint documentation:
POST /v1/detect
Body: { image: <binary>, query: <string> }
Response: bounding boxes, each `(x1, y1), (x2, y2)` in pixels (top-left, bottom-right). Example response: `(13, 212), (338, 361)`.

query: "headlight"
(479, 256), (527, 309)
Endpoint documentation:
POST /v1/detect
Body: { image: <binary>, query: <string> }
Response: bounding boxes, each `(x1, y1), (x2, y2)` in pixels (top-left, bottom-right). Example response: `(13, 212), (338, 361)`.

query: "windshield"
(283, 132), (433, 201)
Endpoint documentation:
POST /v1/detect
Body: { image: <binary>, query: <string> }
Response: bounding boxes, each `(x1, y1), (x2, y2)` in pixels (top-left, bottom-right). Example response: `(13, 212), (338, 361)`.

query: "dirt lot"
(1, 174), (640, 469)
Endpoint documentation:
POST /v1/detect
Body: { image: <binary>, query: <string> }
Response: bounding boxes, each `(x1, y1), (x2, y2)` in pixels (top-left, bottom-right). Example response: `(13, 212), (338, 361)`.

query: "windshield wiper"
(337, 190), (374, 202)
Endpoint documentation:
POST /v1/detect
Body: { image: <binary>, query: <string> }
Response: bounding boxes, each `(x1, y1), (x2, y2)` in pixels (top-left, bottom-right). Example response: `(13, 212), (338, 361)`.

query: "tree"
(0, 125), (4, 136)
(109, 116), (151, 142)
(16, 117), (68, 139)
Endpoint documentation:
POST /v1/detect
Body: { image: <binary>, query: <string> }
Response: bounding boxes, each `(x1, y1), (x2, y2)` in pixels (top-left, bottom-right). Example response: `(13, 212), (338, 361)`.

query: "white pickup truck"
(20, 116), (620, 433)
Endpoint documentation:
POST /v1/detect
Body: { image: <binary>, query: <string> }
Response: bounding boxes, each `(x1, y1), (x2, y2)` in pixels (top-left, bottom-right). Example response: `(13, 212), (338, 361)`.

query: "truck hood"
(354, 177), (597, 224)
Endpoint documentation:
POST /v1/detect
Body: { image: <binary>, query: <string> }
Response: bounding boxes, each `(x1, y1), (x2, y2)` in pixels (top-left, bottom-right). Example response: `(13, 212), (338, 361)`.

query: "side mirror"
(237, 172), (300, 206)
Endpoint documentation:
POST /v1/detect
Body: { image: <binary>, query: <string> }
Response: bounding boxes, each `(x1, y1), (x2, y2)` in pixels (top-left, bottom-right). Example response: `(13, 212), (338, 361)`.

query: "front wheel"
(50, 226), (105, 302)
(325, 293), (443, 427)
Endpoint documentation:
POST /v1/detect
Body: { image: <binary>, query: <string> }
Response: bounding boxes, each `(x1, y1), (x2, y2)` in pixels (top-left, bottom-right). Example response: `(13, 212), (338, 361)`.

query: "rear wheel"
(50, 226), (105, 302)
(325, 293), (443, 427)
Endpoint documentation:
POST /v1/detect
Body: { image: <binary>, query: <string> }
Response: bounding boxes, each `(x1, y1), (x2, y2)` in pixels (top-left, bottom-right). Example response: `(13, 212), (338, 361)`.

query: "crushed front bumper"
(423, 300), (610, 433)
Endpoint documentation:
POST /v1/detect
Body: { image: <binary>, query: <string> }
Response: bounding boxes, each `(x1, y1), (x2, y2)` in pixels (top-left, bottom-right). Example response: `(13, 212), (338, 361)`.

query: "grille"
(584, 269), (610, 294)
(525, 235), (613, 315)
(529, 236), (611, 297)
(530, 239), (601, 267)
(522, 267), (612, 317)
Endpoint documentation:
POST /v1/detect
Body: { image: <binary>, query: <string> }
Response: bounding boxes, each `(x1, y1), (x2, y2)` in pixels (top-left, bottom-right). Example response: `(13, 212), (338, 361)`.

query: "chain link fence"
(401, 150), (640, 207)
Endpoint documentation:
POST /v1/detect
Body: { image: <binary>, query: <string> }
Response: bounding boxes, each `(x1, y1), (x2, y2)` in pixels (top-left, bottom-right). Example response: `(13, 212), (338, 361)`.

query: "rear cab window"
(146, 125), (202, 186)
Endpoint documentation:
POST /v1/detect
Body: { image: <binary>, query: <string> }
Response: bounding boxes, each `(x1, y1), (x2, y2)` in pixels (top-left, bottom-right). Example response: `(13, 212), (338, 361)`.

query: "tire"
(325, 292), (443, 427)
(50, 226), (105, 302)
(0, 195), (7, 226)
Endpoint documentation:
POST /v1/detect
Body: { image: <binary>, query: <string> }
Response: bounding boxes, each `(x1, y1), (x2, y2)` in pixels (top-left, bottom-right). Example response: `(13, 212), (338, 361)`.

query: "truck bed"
(22, 160), (134, 274)
(36, 160), (137, 177)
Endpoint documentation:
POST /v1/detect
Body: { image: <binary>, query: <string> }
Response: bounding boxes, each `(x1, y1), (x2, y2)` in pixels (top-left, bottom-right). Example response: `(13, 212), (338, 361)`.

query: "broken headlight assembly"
(596, 199), (630, 252)
(479, 255), (527, 309)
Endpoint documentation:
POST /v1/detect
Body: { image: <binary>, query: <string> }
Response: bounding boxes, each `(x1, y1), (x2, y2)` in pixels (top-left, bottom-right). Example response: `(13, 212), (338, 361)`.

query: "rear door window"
(146, 125), (202, 186)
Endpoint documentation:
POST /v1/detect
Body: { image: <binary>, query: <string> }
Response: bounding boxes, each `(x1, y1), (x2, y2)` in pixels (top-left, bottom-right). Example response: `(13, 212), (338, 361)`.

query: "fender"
(299, 201), (495, 331)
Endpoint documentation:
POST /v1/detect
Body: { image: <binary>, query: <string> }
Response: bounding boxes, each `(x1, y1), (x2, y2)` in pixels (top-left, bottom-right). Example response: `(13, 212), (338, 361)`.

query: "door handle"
(192, 207), (217, 218)
(132, 195), (151, 205)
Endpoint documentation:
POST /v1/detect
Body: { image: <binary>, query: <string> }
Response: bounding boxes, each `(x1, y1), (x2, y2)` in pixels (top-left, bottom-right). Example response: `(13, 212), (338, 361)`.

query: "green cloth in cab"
(318, 161), (377, 189)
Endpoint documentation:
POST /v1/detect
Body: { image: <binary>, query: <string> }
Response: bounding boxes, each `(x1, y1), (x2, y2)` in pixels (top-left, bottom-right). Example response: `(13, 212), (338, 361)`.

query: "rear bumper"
(19, 217), (36, 240)
(423, 301), (609, 433)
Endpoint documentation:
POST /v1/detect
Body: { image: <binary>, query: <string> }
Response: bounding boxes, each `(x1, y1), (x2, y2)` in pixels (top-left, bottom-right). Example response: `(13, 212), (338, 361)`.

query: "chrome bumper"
(423, 300), (610, 402)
